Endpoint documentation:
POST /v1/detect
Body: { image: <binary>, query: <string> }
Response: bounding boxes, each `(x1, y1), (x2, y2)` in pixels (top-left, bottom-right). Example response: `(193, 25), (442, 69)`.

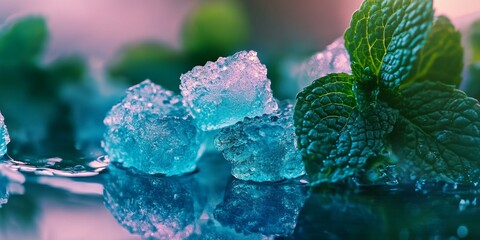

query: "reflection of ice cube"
(0, 174), (8, 208)
(293, 38), (351, 90)
(189, 219), (267, 240)
(214, 179), (309, 237)
(0, 111), (10, 157)
(102, 80), (204, 176)
(180, 51), (278, 131)
(104, 165), (198, 240)
(215, 101), (304, 182)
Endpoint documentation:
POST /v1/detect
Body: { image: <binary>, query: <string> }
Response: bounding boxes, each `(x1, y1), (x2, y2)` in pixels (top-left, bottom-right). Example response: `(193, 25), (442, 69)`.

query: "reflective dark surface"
(0, 152), (479, 240)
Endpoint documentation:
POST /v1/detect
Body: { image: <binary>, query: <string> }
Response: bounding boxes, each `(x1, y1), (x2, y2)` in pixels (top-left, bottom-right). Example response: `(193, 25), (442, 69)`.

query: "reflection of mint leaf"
(0, 16), (47, 64)
(344, 0), (433, 88)
(388, 81), (480, 182)
(405, 16), (463, 86)
(294, 74), (397, 184)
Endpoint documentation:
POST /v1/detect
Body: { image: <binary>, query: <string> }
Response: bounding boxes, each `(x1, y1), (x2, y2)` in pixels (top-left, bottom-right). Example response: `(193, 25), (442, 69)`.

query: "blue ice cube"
(104, 165), (197, 239)
(214, 180), (309, 237)
(214, 101), (305, 182)
(0, 112), (10, 157)
(293, 38), (351, 90)
(102, 80), (204, 176)
(180, 50), (278, 131)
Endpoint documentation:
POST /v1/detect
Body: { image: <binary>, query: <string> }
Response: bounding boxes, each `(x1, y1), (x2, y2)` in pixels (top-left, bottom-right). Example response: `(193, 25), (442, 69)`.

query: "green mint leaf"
(388, 81), (480, 183)
(465, 63), (480, 100)
(404, 16), (463, 86)
(0, 16), (48, 64)
(344, 0), (433, 88)
(294, 74), (397, 184)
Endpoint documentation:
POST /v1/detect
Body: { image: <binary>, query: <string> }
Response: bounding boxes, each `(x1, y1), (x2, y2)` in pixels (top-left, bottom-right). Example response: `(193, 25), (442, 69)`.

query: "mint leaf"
(344, 0), (433, 88)
(0, 16), (47, 64)
(404, 16), (463, 86)
(388, 81), (480, 182)
(294, 74), (397, 184)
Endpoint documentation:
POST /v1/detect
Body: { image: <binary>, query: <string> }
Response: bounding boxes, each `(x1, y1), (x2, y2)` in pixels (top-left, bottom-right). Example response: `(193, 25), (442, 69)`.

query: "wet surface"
(0, 152), (479, 240)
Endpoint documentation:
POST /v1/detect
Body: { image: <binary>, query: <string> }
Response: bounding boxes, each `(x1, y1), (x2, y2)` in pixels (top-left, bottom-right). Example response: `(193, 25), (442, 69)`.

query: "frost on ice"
(102, 80), (204, 176)
(180, 51), (278, 131)
(214, 101), (304, 182)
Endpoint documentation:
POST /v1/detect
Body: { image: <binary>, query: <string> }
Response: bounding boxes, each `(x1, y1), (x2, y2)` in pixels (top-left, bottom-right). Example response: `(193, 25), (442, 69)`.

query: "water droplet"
(457, 225), (468, 238)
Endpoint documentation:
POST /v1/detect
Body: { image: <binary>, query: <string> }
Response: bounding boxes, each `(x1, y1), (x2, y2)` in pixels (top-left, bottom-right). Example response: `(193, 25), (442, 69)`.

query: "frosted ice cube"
(102, 80), (204, 176)
(0, 112), (10, 157)
(214, 180), (309, 237)
(180, 50), (278, 131)
(214, 101), (304, 182)
(294, 38), (351, 90)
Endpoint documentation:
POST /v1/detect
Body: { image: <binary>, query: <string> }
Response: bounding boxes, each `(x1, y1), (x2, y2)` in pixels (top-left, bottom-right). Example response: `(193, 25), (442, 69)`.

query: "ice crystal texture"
(180, 50), (278, 131)
(214, 180), (309, 237)
(102, 80), (204, 176)
(214, 101), (305, 182)
(294, 38), (351, 89)
(104, 166), (197, 240)
(0, 112), (10, 157)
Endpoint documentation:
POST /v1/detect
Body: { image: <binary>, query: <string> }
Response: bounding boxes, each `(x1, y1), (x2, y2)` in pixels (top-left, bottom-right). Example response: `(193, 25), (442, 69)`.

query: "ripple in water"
(1, 154), (109, 177)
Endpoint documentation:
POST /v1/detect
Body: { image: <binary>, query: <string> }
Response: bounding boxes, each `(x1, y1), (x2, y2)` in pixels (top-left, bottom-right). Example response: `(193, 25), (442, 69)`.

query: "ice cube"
(294, 38), (351, 90)
(104, 165), (197, 239)
(214, 180), (309, 237)
(0, 112), (10, 157)
(102, 80), (204, 176)
(180, 50), (278, 131)
(214, 101), (305, 182)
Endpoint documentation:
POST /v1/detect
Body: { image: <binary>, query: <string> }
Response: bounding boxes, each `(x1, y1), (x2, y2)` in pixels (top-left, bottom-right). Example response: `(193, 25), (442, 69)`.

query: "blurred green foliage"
(0, 16), (86, 146)
(470, 20), (480, 62)
(108, 43), (189, 92)
(182, 1), (248, 63)
(466, 20), (480, 100)
(107, 1), (249, 92)
(0, 17), (46, 64)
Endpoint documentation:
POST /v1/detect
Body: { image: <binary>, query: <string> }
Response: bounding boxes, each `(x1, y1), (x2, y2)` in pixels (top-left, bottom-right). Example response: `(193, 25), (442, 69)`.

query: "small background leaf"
(404, 16), (463, 86)
(470, 19), (480, 62)
(0, 17), (47, 64)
